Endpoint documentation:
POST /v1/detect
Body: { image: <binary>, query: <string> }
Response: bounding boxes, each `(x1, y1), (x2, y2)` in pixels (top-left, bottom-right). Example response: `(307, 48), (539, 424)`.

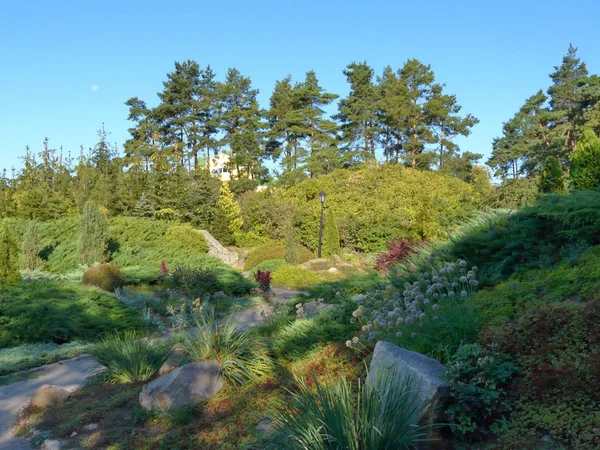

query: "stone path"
(0, 288), (303, 449)
(0, 355), (98, 450)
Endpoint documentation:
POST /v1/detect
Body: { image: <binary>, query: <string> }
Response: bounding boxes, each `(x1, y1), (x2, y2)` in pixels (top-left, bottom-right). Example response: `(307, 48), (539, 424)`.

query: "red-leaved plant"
(374, 238), (416, 272)
(255, 269), (271, 292)
(160, 260), (169, 276)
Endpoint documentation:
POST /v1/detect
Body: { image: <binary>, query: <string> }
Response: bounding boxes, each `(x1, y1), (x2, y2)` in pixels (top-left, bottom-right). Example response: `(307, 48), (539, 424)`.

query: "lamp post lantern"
(318, 191), (326, 258)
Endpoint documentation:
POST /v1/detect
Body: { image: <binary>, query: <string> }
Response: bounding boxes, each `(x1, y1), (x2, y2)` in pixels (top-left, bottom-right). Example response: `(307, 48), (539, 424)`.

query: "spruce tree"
(78, 200), (108, 265)
(322, 209), (341, 258)
(538, 156), (565, 193)
(0, 221), (21, 284)
(284, 219), (299, 265)
(133, 192), (154, 218)
(21, 220), (43, 271)
(570, 128), (600, 190)
(215, 182), (243, 244)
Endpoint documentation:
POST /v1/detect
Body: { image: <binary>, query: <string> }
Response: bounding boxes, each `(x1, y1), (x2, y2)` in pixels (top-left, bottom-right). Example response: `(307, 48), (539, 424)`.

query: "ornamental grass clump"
(264, 370), (434, 450)
(90, 331), (168, 383)
(183, 309), (273, 385)
(348, 260), (481, 363)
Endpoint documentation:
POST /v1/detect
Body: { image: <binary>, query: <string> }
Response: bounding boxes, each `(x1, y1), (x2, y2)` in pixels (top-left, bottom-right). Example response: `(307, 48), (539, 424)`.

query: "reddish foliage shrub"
(255, 269), (271, 292)
(374, 238), (415, 271)
(160, 260), (169, 276)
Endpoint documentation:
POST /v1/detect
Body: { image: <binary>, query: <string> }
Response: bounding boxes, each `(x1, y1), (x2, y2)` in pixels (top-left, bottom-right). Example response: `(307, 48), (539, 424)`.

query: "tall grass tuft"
(90, 331), (168, 383)
(264, 370), (434, 450)
(183, 310), (273, 385)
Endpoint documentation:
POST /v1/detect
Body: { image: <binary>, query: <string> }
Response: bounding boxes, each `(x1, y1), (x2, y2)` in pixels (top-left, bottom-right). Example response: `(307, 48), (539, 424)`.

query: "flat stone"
(139, 361), (224, 411)
(367, 341), (449, 424)
(30, 385), (70, 408)
(41, 440), (62, 450)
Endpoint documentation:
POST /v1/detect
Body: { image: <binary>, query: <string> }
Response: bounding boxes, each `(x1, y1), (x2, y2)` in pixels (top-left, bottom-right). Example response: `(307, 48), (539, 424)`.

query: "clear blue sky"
(1, 0), (599, 173)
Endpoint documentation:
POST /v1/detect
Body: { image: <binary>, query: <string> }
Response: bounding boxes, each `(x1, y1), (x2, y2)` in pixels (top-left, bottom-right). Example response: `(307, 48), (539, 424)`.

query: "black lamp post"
(318, 190), (326, 258)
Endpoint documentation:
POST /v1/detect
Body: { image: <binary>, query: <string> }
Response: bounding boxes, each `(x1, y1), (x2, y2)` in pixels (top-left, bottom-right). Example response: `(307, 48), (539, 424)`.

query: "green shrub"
(244, 243), (313, 271)
(486, 177), (538, 209)
(78, 201), (108, 265)
(538, 156), (565, 193)
(445, 343), (519, 443)
(251, 259), (287, 275)
(264, 370), (433, 450)
(21, 221), (43, 271)
(323, 209), (341, 257)
(0, 221), (21, 284)
(168, 266), (254, 297)
(570, 128), (600, 190)
(166, 226), (209, 253)
(494, 300), (600, 449)
(90, 331), (168, 383)
(271, 265), (321, 288)
(284, 220), (299, 265)
(183, 310), (272, 385)
(82, 263), (126, 292)
(0, 280), (144, 347)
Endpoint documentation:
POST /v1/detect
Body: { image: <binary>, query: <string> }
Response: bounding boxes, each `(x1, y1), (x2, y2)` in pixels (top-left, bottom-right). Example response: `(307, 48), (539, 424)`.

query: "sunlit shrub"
(82, 263), (126, 292)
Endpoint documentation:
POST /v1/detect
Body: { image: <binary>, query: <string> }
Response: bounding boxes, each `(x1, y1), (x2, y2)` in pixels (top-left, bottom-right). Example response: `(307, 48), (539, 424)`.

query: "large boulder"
(367, 341), (448, 423)
(295, 300), (334, 319)
(30, 385), (70, 408)
(139, 361), (224, 411)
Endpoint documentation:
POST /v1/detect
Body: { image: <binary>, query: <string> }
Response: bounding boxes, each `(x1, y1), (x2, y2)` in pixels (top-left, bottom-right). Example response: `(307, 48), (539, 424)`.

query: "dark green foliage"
(78, 201), (108, 265)
(494, 300), (600, 449)
(570, 128), (600, 190)
(251, 259), (287, 275)
(322, 209), (341, 257)
(392, 189), (600, 287)
(0, 280), (144, 347)
(165, 225), (209, 253)
(168, 265), (254, 297)
(283, 220), (298, 265)
(486, 178), (538, 208)
(82, 263), (126, 292)
(0, 221), (21, 284)
(21, 221), (43, 271)
(303, 271), (386, 303)
(445, 344), (519, 442)
(538, 156), (564, 193)
(244, 243), (313, 271)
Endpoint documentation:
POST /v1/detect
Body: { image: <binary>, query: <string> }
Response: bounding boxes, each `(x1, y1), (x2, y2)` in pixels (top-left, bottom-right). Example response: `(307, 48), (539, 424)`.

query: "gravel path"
(0, 288), (303, 449)
(0, 355), (98, 450)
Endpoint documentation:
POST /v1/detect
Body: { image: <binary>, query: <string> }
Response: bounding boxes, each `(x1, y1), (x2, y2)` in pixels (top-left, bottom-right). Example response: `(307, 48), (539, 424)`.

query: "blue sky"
(1, 0), (599, 173)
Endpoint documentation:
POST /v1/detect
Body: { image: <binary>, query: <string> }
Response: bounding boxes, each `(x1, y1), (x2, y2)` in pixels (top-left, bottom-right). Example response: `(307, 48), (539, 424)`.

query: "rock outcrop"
(198, 230), (239, 266)
(30, 385), (70, 408)
(139, 361), (224, 411)
(367, 341), (448, 423)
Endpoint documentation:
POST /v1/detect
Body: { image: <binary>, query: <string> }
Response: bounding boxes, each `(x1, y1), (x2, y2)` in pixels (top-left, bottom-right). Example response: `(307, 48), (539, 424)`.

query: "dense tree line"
(489, 45), (600, 187)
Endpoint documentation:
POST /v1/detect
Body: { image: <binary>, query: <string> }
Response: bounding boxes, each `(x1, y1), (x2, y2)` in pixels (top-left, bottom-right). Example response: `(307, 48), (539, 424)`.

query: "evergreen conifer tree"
(538, 156), (565, 193)
(322, 209), (341, 257)
(215, 182), (243, 244)
(21, 220), (43, 270)
(0, 221), (21, 284)
(570, 128), (600, 190)
(78, 200), (108, 265)
(284, 219), (298, 265)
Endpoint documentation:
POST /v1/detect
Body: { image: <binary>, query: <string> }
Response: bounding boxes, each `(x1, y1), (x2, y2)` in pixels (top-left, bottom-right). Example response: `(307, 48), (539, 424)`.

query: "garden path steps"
(0, 355), (98, 450)
(0, 288), (302, 449)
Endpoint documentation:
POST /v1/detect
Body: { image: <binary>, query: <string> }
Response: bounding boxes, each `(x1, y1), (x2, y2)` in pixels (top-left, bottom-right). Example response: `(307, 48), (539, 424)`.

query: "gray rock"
(83, 423), (98, 431)
(212, 290), (226, 298)
(158, 346), (190, 376)
(30, 385), (70, 408)
(367, 341), (448, 424)
(541, 435), (552, 442)
(296, 301), (334, 319)
(41, 440), (62, 450)
(70, 431), (78, 437)
(139, 361), (224, 411)
(199, 230), (239, 266)
(327, 267), (341, 274)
